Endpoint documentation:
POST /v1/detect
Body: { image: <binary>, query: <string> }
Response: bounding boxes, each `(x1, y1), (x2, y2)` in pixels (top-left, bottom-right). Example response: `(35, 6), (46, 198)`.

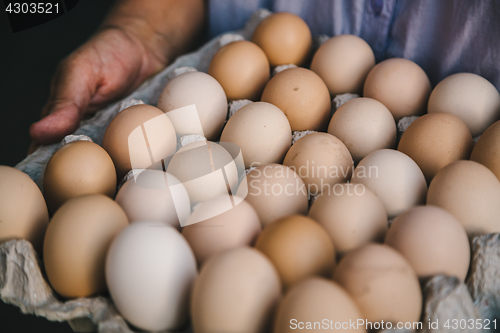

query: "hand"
(29, 27), (166, 145)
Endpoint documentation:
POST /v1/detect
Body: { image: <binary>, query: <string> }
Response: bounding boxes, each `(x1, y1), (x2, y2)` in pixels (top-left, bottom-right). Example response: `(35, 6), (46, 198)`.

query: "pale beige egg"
(274, 277), (366, 333)
(102, 104), (177, 179)
(333, 244), (422, 324)
(351, 149), (427, 219)
(283, 132), (353, 196)
(115, 170), (190, 228)
(157, 71), (228, 140)
(191, 247), (281, 333)
(245, 163), (308, 227)
(220, 102), (291, 168)
(309, 183), (387, 256)
(385, 206), (470, 281)
(0, 166), (49, 253)
(428, 73), (500, 136)
(363, 58), (431, 120)
(328, 97), (396, 163)
(182, 196), (261, 265)
(427, 160), (500, 237)
(311, 34), (375, 95)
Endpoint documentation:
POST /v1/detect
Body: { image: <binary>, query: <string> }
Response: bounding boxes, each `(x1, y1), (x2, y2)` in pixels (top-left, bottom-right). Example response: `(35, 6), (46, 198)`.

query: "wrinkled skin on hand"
(29, 27), (166, 145)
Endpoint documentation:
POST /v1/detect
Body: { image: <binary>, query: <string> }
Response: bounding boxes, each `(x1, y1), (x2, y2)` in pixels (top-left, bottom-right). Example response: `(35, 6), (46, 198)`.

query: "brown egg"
(470, 120), (500, 181)
(43, 141), (117, 214)
(220, 102), (292, 168)
(0, 166), (49, 252)
(245, 164), (308, 227)
(251, 12), (312, 67)
(333, 244), (422, 324)
(328, 97), (396, 163)
(102, 104), (177, 179)
(191, 247), (281, 333)
(182, 196), (261, 265)
(283, 133), (353, 196)
(385, 206), (470, 281)
(255, 215), (335, 289)
(398, 113), (473, 182)
(351, 149), (427, 219)
(309, 184), (387, 256)
(43, 194), (128, 298)
(311, 34), (375, 95)
(427, 160), (500, 237)
(208, 40), (270, 100)
(261, 67), (331, 131)
(363, 58), (431, 120)
(157, 71), (228, 140)
(274, 277), (366, 333)
(428, 73), (500, 136)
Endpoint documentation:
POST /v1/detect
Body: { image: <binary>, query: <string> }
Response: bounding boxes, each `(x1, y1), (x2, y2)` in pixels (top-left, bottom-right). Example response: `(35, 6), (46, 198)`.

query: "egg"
(427, 160), (500, 237)
(311, 34), (375, 95)
(115, 170), (190, 227)
(309, 184), (387, 256)
(157, 71), (227, 140)
(106, 221), (197, 331)
(471, 120), (500, 181)
(245, 163), (308, 227)
(43, 194), (128, 298)
(327, 97), (396, 163)
(283, 133), (353, 196)
(166, 140), (239, 205)
(220, 102), (291, 168)
(273, 277), (366, 333)
(255, 215), (335, 289)
(428, 73), (500, 136)
(385, 206), (470, 281)
(351, 149), (427, 219)
(182, 196), (261, 265)
(251, 12), (312, 67)
(208, 40), (270, 100)
(398, 113), (473, 182)
(333, 244), (422, 324)
(102, 104), (177, 179)
(43, 141), (117, 213)
(363, 58), (431, 120)
(0, 166), (49, 252)
(261, 67), (331, 131)
(191, 247), (281, 333)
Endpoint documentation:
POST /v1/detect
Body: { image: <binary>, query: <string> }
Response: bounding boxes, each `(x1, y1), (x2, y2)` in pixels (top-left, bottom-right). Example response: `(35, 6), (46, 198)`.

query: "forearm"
(101, 0), (206, 69)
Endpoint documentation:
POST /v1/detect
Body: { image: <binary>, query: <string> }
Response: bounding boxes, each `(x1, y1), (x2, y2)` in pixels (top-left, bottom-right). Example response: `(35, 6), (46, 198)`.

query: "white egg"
(105, 222), (197, 331)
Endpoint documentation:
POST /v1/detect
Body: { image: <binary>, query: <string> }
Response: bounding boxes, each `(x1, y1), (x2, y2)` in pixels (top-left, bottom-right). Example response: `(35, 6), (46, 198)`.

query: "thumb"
(30, 57), (95, 144)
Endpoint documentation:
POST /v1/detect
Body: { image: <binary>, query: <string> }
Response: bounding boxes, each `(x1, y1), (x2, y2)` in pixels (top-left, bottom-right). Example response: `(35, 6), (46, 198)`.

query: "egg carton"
(2, 8), (500, 333)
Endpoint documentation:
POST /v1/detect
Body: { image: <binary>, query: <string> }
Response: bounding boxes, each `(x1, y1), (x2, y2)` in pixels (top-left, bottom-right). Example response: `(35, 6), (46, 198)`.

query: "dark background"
(0, 1), (114, 332)
(0, 1), (113, 168)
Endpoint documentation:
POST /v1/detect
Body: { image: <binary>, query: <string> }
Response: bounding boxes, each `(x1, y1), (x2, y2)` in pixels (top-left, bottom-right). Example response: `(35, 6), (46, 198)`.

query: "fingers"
(29, 104), (83, 144)
(30, 54), (97, 144)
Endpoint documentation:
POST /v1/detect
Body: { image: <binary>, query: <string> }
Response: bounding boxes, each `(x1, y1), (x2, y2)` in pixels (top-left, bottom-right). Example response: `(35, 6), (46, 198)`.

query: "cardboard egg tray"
(1, 9), (499, 333)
